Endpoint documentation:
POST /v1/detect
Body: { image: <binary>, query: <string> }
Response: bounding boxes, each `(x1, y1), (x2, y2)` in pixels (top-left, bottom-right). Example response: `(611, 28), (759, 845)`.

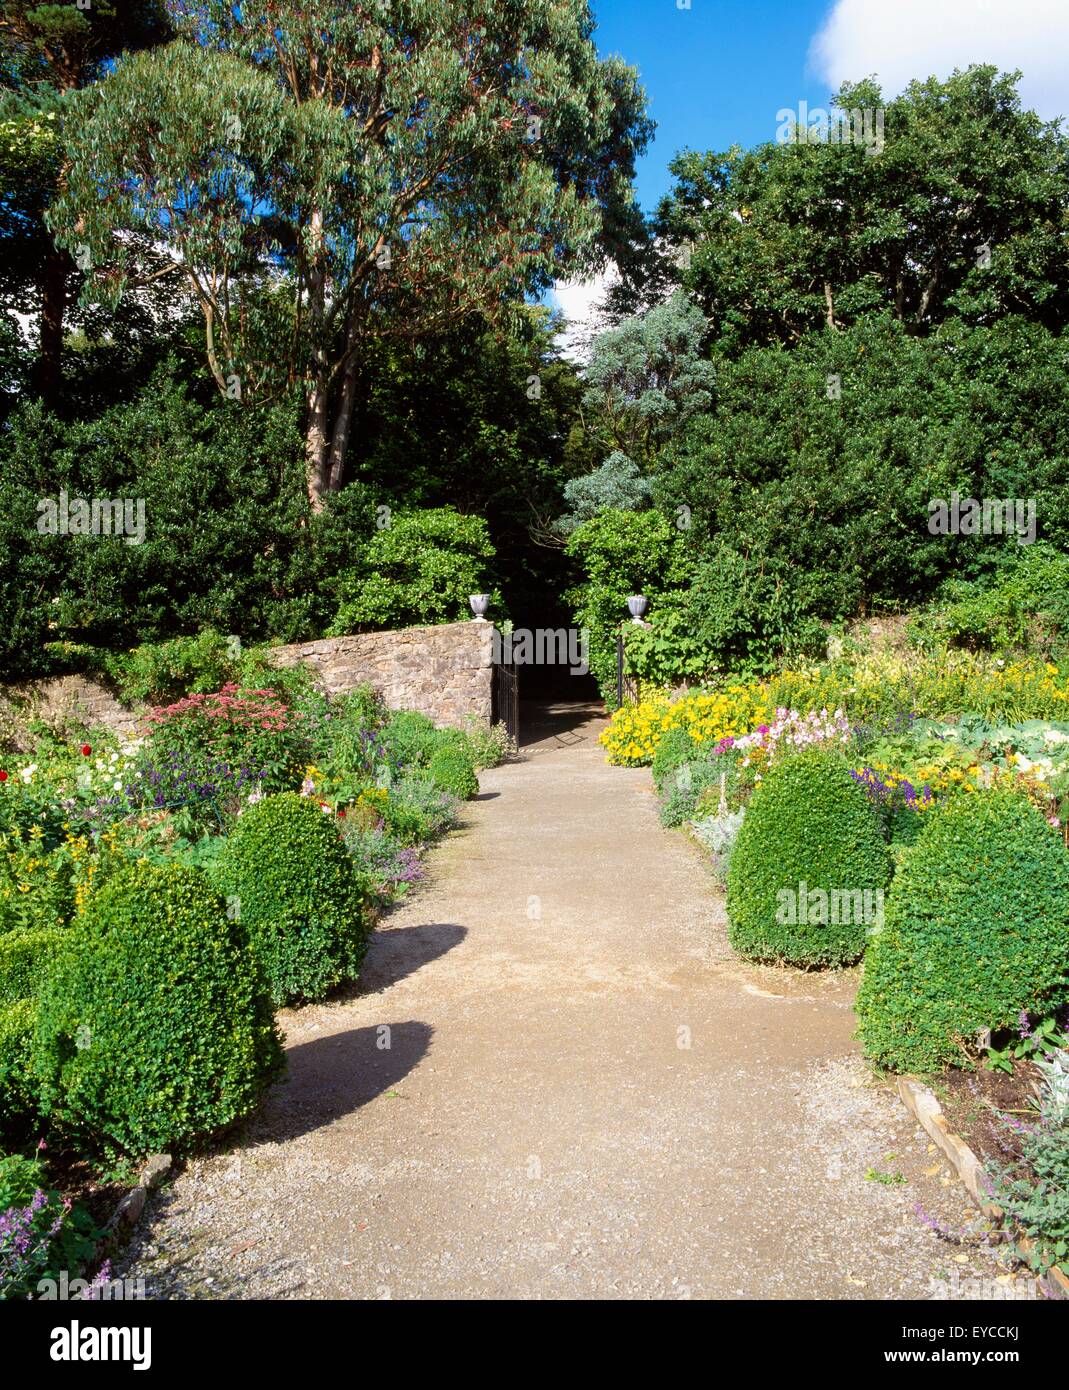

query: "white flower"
(113, 779), (123, 790)
(19, 763), (37, 783)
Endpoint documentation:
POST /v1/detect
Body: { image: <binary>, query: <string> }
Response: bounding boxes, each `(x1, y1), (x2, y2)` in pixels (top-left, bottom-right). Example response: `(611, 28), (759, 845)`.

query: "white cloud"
(809, 0), (1069, 124)
(548, 266), (620, 363)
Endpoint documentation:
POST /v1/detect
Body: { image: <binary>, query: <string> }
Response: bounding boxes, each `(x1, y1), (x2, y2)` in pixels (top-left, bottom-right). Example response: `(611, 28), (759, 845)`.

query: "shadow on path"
(358, 921), (467, 993)
(519, 699), (605, 748)
(258, 1021), (433, 1141)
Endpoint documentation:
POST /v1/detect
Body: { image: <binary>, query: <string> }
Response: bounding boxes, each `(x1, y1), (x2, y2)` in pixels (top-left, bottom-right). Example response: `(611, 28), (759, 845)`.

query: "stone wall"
(0, 622), (495, 739)
(0, 674), (141, 743)
(263, 620), (494, 728)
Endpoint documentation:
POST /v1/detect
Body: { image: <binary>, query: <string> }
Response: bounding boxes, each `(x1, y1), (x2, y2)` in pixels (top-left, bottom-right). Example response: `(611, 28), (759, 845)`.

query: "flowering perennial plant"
(601, 652), (1069, 767)
(0, 1187), (68, 1300)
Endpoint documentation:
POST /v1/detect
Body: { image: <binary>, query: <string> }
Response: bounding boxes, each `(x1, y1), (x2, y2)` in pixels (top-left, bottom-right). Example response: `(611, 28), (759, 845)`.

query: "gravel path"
(121, 702), (1031, 1301)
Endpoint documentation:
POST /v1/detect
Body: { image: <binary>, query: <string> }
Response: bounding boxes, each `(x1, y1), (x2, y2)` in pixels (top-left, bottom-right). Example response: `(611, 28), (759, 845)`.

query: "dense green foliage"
(428, 745), (480, 802)
(0, 998), (37, 1136)
(726, 751), (892, 967)
(655, 70), (1069, 352)
(909, 544), (1069, 660)
(650, 727), (702, 792)
(48, 0), (651, 504)
(33, 861), (283, 1155)
(381, 711), (440, 770)
(0, 928), (61, 1004)
(330, 509), (496, 634)
(215, 793), (369, 1007)
(856, 790), (1069, 1072)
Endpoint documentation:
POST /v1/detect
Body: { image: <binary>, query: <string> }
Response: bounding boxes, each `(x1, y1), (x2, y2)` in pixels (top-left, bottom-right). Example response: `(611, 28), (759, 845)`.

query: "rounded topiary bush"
(726, 749), (891, 967)
(33, 862), (283, 1156)
(215, 792), (369, 1006)
(428, 744), (479, 801)
(856, 789), (1069, 1072)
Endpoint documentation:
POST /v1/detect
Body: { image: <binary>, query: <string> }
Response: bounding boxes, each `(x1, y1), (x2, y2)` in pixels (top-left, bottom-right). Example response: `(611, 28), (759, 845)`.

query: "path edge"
(897, 1076), (1069, 1301)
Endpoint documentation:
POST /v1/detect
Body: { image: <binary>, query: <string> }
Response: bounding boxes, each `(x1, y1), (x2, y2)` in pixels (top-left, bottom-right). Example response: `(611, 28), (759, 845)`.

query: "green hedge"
(215, 793), (369, 1007)
(34, 861), (283, 1156)
(0, 929), (64, 1005)
(726, 750), (891, 967)
(856, 789), (1069, 1072)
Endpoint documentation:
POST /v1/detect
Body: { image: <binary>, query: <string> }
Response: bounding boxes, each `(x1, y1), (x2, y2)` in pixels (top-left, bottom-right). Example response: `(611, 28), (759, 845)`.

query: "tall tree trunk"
(325, 301), (363, 493)
(35, 244), (70, 406)
(305, 367), (331, 512)
(303, 208), (332, 511)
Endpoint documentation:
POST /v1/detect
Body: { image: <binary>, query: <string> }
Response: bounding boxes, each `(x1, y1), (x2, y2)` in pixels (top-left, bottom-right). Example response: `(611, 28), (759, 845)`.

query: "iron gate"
(492, 654), (519, 745)
(616, 629), (639, 707)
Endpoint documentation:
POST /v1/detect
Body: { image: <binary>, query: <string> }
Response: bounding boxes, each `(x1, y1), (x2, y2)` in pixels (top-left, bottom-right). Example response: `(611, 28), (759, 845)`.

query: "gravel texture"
(119, 702), (1035, 1301)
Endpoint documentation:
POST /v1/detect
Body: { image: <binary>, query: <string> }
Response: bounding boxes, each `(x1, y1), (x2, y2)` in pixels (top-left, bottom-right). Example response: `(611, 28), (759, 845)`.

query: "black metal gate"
(492, 655), (519, 745)
(616, 629), (638, 708)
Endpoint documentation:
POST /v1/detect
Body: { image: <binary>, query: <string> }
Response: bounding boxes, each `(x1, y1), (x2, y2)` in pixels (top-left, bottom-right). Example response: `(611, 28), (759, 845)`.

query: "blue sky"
(589, 0), (1069, 214)
(592, 0), (835, 213)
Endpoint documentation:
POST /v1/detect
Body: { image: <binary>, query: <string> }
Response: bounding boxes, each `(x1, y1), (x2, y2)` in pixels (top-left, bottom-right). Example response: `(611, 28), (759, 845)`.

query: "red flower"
(0, 770), (7, 782)
(81, 744), (91, 756)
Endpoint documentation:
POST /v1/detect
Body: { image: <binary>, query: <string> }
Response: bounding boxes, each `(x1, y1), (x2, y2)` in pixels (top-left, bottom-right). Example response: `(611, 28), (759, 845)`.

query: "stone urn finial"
(469, 594), (490, 621)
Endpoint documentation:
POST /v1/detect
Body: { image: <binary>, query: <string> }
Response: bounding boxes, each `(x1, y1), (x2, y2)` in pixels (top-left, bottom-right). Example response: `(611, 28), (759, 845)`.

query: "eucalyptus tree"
(50, 0), (652, 507)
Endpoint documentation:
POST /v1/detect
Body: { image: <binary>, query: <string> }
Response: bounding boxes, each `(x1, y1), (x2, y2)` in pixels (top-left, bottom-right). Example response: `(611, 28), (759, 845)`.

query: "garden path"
(124, 703), (1014, 1301)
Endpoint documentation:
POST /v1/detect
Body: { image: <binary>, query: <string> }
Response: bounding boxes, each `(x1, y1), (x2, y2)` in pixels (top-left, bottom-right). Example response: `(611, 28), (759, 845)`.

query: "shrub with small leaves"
(651, 727), (703, 794)
(33, 861), (283, 1157)
(427, 744), (479, 801)
(0, 1000), (38, 1139)
(856, 789), (1069, 1072)
(215, 793), (370, 1006)
(0, 929), (64, 1005)
(726, 749), (891, 967)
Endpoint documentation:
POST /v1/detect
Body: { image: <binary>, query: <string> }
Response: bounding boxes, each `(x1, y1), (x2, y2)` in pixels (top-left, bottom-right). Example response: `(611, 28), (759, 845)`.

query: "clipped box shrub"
(0, 999), (38, 1137)
(216, 793), (369, 1006)
(33, 861), (283, 1157)
(0, 929), (64, 1005)
(856, 789), (1069, 1072)
(726, 749), (891, 967)
(428, 744), (479, 801)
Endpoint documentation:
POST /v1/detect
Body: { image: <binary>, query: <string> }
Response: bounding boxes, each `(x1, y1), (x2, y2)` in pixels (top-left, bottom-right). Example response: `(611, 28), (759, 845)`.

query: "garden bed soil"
(933, 1061), (1042, 1175)
(40, 1149), (130, 1238)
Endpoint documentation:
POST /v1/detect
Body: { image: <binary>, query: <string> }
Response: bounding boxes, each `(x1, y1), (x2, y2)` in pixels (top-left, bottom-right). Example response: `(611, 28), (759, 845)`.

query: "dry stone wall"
(1, 621), (495, 737)
(262, 621), (494, 728)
